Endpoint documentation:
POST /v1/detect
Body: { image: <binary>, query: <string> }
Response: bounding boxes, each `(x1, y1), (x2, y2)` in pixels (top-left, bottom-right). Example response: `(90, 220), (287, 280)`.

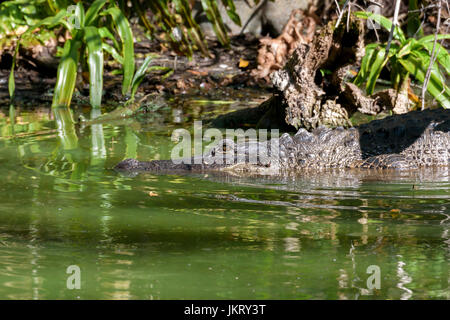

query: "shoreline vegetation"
(0, 0), (450, 129)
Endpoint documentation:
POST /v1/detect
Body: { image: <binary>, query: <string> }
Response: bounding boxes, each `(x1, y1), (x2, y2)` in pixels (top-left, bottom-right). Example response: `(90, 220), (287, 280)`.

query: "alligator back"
(357, 108), (450, 167)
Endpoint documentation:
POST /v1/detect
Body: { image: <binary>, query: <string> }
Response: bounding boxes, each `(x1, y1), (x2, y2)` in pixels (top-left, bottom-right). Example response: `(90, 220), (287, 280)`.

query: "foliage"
(353, 11), (450, 109)
(7, 0), (158, 109)
(4, 0), (242, 109)
(0, 0), (51, 35)
(141, 0), (241, 57)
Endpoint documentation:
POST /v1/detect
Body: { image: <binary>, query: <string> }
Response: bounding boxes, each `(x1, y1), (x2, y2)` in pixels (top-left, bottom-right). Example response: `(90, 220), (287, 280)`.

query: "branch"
(421, 0), (442, 110)
(385, 0), (402, 58)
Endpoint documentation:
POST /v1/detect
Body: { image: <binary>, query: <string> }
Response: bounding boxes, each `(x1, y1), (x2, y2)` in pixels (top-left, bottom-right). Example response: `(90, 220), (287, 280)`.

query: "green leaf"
(221, 0), (241, 26)
(52, 38), (82, 108)
(98, 26), (120, 51)
(366, 48), (389, 94)
(102, 42), (123, 64)
(85, 0), (108, 26)
(420, 42), (450, 75)
(396, 38), (415, 58)
(131, 55), (155, 98)
(25, 7), (69, 32)
(353, 11), (405, 42)
(399, 52), (450, 109)
(75, 1), (85, 29)
(84, 26), (103, 108)
(354, 43), (378, 86)
(417, 34), (450, 44)
(201, 0), (230, 46)
(412, 49), (446, 83)
(8, 43), (20, 100)
(103, 6), (135, 96)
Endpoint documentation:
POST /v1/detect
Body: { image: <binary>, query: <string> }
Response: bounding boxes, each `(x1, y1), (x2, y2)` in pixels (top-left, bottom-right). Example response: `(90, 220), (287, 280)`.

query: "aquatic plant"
(353, 11), (450, 109)
(5, 0), (241, 109)
(7, 0), (159, 108)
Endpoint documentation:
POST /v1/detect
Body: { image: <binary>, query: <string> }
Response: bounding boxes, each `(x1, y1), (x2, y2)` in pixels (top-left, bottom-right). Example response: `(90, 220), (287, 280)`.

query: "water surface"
(0, 97), (449, 299)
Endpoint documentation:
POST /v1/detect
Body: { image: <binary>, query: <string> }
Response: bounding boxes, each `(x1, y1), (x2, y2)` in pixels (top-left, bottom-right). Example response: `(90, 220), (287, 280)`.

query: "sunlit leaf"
(85, 0), (108, 26)
(399, 53), (450, 109)
(353, 11), (406, 42)
(366, 48), (389, 95)
(354, 43), (378, 86)
(102, 42), (123, 64)
(419, 42), (450, 75)
(131, 55), (155, 98)
(52, 37), (82, 108)
(416, 34), (450, 44)
(102, 6), (135, 96)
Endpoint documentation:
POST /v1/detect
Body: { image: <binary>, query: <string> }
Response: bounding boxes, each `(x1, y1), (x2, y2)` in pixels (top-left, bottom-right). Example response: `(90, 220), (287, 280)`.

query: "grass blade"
(103, 6), (135, 96)
(132, 0), (156, 34)
(174, 0), (210, 56)
(98, 26), (121, 51)
(8, 43), (20, 100)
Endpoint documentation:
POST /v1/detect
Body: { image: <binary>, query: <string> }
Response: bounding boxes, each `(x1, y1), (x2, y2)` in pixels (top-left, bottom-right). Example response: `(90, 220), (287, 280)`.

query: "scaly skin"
(115, 108), (450, 174)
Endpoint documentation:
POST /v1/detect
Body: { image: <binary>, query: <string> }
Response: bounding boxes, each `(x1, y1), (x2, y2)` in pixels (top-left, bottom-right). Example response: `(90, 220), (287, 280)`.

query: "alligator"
(114, 108), (450, 174)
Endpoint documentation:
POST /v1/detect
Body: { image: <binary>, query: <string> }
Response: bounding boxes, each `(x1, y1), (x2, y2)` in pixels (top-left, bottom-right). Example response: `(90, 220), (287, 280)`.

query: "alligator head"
(114, 137), (284, 175)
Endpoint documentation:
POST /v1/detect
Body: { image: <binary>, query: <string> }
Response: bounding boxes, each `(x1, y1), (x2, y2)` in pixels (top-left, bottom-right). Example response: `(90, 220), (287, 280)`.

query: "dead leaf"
(187, 70), (208, 76)
(239, 58), (249, 68)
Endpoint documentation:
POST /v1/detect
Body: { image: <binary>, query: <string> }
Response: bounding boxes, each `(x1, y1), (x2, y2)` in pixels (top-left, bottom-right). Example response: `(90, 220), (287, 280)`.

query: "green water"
(0, 97), (449, 300)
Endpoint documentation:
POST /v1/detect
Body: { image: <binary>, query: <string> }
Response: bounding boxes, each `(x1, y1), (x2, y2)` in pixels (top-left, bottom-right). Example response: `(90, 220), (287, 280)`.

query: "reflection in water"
(0, 100), (449, 299)
(396, 258), (413, 300)
(90, 109), (107, 162)
(53, 107), (78, 151)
